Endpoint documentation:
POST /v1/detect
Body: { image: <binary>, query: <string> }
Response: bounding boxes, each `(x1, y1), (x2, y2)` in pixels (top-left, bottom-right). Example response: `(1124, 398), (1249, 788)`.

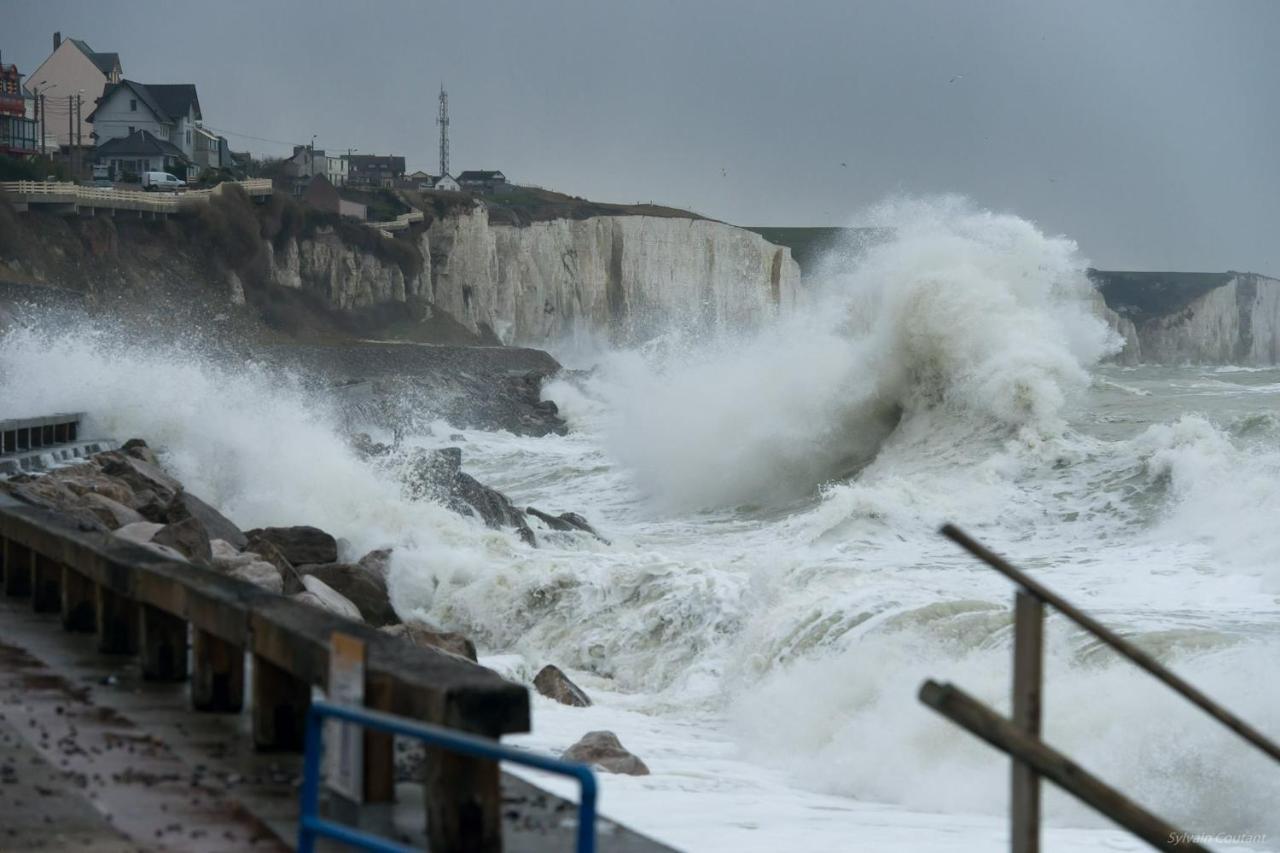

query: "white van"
(142, 172), (186, 192)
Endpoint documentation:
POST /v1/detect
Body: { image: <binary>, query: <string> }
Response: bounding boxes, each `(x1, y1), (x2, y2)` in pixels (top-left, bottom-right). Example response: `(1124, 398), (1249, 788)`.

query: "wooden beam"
(30, 552), (61, 613)
(941, 524), (1280, 765)
(192, 629), (244, 712)
(139, 603), (189, 681)
(919, 680), (1207, 853)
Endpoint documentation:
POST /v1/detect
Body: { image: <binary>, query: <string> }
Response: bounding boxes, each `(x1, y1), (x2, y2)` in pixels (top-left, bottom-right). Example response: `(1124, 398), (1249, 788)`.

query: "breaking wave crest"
(593, 197), (1118, 511)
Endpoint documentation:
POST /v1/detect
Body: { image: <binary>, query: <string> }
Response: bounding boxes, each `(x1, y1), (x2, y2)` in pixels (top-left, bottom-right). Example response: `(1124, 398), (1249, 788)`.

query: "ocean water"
(2, 200), (1278, 852)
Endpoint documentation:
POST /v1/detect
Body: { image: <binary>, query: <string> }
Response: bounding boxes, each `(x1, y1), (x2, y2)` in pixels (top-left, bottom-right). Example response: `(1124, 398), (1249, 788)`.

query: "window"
(128, 126), (134, 134)
(130, 98), (136, 111)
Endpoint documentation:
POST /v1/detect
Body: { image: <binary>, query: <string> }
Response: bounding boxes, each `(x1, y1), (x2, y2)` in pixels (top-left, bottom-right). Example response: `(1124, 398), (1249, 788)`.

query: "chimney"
(54, 32), (62, 51)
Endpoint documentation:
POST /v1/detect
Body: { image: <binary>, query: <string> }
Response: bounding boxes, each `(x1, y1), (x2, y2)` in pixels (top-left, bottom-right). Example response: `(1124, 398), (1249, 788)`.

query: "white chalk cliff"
(1095, 272), (1280, 365)
(267, 203), (801, 347)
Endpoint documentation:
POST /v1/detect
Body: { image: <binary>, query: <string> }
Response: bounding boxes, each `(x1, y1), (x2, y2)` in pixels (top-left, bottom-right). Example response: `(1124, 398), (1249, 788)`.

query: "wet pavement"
(0, 596), (674, 853)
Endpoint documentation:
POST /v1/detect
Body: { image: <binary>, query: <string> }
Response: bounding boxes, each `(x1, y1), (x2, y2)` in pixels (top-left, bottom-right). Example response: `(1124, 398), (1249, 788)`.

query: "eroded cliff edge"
(0, 187), (799, 349)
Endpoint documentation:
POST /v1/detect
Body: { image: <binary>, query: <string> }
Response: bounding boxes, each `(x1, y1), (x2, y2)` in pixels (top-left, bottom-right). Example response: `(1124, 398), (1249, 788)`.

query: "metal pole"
(67, 94), (73, 172)
(75, 93), (82, 180)
(1011, 591), (1043, 853)
(39, 94), (45, 156)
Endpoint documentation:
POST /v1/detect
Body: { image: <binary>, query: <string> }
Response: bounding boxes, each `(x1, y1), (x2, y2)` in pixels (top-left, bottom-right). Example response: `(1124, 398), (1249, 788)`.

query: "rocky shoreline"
(0, 435), (647, 775)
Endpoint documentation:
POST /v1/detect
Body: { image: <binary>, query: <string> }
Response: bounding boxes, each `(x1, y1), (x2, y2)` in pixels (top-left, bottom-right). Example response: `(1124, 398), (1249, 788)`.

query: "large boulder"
(401, 448), (535, 545)
(562, 731), (649, 776)
(114, 521), (164, 545)
(246, 525), (338, 566)
(121, 438), (159, 466)
(297, 562), (397, 626)
(167, 491), (247, 550)
(356, 548), (392, 579)
(82, 493), (145, 529)
(533, 665), (592, 707)
(113, 521), (191, 561)
(295, 576), (363, 622)
(381, 623), (478, 662)
(96, 452), (182, 503)
(526, 508), (609, 544)
(209, 539), (284, 592)
(152, 516), (213, 563)
(52, 463), (135, 506)
(229, 560), (284, 593)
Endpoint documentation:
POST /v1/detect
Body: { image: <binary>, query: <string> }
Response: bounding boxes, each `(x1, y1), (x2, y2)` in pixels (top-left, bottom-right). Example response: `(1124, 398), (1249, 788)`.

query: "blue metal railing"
(298, 699), (599, 853)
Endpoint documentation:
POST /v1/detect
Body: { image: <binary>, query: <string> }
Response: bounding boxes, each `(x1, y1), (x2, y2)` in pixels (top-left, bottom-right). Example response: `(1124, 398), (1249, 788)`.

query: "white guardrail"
(0, 179), (273, 213)
(365, 209), (424, 232)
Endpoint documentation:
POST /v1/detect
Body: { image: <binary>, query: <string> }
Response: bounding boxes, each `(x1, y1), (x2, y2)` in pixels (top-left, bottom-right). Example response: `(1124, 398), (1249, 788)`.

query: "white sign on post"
(326, 632), (365, 803)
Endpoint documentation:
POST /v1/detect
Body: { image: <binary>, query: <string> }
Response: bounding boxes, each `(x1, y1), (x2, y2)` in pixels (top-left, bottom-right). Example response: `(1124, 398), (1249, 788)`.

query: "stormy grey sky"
(5, 0), (1279, 274)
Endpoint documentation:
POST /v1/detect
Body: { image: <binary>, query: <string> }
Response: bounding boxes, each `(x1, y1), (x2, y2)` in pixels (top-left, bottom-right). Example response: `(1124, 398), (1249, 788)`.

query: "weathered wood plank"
(919, 680), (1208, 853)
(1011, 591), (1044, 853)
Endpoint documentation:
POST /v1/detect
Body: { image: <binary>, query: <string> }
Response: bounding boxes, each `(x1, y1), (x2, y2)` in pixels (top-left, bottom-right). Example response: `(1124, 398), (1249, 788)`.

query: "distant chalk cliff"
(1091, 270), (1280, 365)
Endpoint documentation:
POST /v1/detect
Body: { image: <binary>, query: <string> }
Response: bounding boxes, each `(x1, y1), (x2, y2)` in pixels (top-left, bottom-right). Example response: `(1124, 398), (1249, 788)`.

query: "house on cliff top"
(346, 154), (405, 188)
(94, 129), (187, 179)
(23, 32), (122, 149)
(87, 80), (211, 179)
(301, 174), (367, 221)
(457, 169), (509, 194)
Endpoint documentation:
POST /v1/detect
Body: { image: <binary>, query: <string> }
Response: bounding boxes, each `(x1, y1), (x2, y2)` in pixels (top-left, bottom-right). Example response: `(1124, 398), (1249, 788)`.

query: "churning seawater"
(2, 199), (1277, 852)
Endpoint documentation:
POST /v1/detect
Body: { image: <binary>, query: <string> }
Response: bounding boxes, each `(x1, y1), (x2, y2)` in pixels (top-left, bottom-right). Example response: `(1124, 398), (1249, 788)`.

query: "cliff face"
(422, 207), (801, 345)
(1093, 271), (1280, 365)
(262, 205), (800, 347)
(266, 231), (428, 310)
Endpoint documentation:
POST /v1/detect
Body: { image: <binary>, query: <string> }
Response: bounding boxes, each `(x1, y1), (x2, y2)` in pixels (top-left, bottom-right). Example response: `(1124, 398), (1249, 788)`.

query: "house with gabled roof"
(87, 80), (203, 176)
(457, 170), (509, 194)
(94, 129), (188, 180)
(23, 32), (122, 149)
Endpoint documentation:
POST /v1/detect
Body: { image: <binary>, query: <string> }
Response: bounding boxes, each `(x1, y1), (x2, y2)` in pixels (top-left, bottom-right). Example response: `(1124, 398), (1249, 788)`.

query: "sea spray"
(588, 197), (1118, 511)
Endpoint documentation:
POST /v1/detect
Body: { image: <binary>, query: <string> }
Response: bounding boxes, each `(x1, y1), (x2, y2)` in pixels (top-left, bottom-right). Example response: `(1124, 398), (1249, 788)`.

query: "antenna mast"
(437, 85), (450, 177)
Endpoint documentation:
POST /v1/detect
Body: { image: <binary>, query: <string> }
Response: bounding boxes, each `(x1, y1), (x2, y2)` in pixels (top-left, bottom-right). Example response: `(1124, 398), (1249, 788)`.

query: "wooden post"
(425, 745), (502, 853)
(1011, 591), (1044, 853)
(253, 654), (310, 751)
(61, 566), (97, 632)
(139, 604), (188, 681)
(363, 672), (396, 803)
(95, 584), (139, 654)
(3, 540), (30, 597)
(192, 630), (244, 712)
(30, 553), (61, 613)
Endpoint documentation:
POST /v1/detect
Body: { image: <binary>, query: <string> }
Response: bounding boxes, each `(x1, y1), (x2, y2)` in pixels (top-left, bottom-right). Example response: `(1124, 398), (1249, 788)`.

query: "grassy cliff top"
(409, 185), (708, 227)
(1089, 269), (1239, 322)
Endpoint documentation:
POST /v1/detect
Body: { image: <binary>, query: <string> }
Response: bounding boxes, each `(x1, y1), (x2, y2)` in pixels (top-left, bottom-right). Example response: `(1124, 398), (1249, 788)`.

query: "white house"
(325, 154), (348, 186)
(433, 174), (460, 192)
(87, 80), (202, 168)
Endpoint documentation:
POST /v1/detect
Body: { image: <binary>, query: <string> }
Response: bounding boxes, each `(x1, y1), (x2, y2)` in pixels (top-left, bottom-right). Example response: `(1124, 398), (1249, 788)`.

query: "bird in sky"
(948, 74), (965, 84)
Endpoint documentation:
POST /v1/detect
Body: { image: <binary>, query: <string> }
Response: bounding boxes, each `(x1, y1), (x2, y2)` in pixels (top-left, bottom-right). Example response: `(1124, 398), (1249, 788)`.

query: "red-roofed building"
(0, 52), (38, 158)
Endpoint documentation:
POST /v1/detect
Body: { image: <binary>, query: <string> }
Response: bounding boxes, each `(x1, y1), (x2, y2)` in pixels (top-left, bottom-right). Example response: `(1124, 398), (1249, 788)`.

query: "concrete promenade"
(0, 571), (673, 852)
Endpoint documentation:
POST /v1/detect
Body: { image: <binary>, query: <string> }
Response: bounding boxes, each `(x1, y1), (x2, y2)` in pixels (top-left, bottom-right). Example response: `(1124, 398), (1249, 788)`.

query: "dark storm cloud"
(5, 0), (1278, 273)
